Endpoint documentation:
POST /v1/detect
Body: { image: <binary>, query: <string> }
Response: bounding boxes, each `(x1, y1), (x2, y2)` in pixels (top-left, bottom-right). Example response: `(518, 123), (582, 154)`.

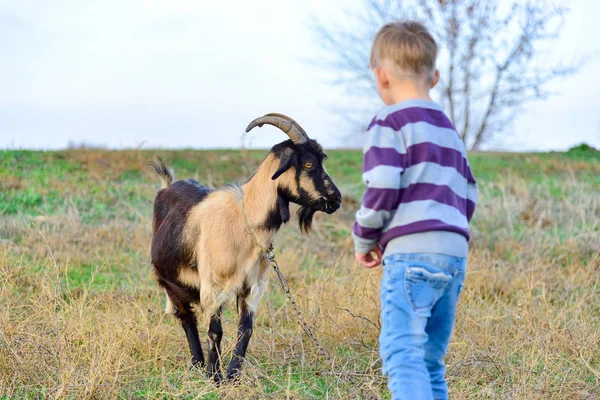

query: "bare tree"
(311, 0), (585, 150)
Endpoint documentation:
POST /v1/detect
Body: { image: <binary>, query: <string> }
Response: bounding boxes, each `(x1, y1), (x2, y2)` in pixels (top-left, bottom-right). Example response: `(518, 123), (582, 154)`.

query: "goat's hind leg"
(163, 283), (205, 368)
(176, 304), (205, 369)
(207, 307), (223, 384)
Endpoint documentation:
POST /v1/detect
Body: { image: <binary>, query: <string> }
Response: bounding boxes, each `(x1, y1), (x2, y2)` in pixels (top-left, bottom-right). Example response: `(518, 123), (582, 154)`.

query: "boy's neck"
(386, 79), (433, 106)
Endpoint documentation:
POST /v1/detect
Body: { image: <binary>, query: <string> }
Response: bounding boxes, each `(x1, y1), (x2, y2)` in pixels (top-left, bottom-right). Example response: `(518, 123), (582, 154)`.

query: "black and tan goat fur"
(147, 114), (341, 384)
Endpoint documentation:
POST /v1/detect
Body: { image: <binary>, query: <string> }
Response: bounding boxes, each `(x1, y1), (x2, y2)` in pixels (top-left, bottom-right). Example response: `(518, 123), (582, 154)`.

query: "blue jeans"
(380, 253), (467, 400)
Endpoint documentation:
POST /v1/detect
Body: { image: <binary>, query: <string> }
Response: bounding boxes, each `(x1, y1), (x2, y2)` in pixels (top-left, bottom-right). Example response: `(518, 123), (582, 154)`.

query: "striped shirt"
(352, 99), (478, 258)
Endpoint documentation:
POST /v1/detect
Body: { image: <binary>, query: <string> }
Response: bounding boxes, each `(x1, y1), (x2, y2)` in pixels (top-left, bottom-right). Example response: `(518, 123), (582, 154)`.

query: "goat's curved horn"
(245, 114), (308, 145)
(263, 113), (308, 137)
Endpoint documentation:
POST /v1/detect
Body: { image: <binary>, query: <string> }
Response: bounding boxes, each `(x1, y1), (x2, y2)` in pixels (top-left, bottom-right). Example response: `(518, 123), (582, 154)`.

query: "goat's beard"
(297, 206), (317, 233)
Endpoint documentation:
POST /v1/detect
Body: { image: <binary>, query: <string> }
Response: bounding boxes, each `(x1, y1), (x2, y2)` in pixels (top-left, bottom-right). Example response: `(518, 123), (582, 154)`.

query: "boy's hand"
(355, 247), (383, 269)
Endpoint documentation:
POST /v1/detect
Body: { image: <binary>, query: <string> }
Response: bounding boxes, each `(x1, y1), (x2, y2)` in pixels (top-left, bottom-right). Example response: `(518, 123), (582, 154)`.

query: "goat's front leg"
(226, 291), (254, 381)
(207, 307), (223, 384)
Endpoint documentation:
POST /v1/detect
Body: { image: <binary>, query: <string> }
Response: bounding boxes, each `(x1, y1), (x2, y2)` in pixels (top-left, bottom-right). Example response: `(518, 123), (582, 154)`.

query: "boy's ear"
(271, 147), (297, 180)
(430, 69), (440, 89)
(373, 67), (390, 89)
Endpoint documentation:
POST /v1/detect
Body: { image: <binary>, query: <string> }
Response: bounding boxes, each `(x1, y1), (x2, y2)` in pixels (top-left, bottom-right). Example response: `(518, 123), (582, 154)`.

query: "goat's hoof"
(226, 372), (242, 384)
(207, 371), (223, 386)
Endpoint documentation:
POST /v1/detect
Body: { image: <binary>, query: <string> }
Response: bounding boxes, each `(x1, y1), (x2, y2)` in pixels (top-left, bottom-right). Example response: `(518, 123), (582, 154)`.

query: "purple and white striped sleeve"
(352, 124), (405, 254)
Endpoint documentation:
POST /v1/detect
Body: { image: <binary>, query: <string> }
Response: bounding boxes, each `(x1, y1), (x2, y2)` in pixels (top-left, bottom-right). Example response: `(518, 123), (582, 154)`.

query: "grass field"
(0, 145), (599, 399)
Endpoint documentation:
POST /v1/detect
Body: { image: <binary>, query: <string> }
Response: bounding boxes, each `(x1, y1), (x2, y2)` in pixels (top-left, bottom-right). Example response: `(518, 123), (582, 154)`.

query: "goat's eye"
(304, 162), (313, 169)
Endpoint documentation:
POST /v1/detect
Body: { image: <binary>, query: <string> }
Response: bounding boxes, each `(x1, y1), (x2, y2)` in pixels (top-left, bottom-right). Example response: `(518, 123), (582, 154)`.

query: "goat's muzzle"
(316, 194), (342, 214)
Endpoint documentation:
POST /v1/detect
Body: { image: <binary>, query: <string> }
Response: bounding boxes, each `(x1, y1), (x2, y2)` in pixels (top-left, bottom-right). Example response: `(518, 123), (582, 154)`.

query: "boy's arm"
(352, 123), (405, 255)
(466, 162), (478, 222)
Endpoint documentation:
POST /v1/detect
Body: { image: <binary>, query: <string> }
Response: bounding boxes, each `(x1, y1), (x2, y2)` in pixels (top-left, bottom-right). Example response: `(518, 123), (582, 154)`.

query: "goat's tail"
(146, 157), (173, 189)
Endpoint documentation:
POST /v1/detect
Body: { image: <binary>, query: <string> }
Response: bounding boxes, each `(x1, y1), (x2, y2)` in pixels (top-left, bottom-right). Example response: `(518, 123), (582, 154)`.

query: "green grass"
(2, 146), (598, 217)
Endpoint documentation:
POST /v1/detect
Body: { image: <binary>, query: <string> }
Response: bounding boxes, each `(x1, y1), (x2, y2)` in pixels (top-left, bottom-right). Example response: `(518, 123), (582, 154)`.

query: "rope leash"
(267, 249), (332, 363)
(241, 191), (332, 362)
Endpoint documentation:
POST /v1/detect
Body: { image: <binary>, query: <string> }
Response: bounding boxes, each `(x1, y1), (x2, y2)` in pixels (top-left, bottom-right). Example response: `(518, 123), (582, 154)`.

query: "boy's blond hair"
(370, 21), (438, 80)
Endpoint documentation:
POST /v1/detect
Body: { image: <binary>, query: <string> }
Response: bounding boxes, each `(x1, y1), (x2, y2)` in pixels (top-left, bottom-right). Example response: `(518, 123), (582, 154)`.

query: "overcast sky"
(1, 0), (599, 151)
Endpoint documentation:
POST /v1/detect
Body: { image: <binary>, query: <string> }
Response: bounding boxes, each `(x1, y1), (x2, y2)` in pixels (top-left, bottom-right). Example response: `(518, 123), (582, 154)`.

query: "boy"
(352, 21), (478, 400)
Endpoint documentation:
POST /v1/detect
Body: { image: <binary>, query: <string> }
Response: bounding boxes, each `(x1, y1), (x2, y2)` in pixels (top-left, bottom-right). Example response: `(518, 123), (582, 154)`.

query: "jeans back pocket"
(404, 264), (452, 312)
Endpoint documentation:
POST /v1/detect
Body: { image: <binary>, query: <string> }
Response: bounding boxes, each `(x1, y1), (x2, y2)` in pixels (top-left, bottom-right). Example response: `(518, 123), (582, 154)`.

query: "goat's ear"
(271, 148), (297, 180)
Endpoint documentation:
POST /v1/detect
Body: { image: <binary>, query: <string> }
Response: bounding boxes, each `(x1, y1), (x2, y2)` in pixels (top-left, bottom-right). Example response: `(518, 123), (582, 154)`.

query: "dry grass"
(0, 149), (599, 399)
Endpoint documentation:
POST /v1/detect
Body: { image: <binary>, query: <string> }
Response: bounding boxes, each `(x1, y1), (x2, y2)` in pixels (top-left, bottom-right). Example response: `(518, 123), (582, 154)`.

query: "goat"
(147, 113), (342, 384)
